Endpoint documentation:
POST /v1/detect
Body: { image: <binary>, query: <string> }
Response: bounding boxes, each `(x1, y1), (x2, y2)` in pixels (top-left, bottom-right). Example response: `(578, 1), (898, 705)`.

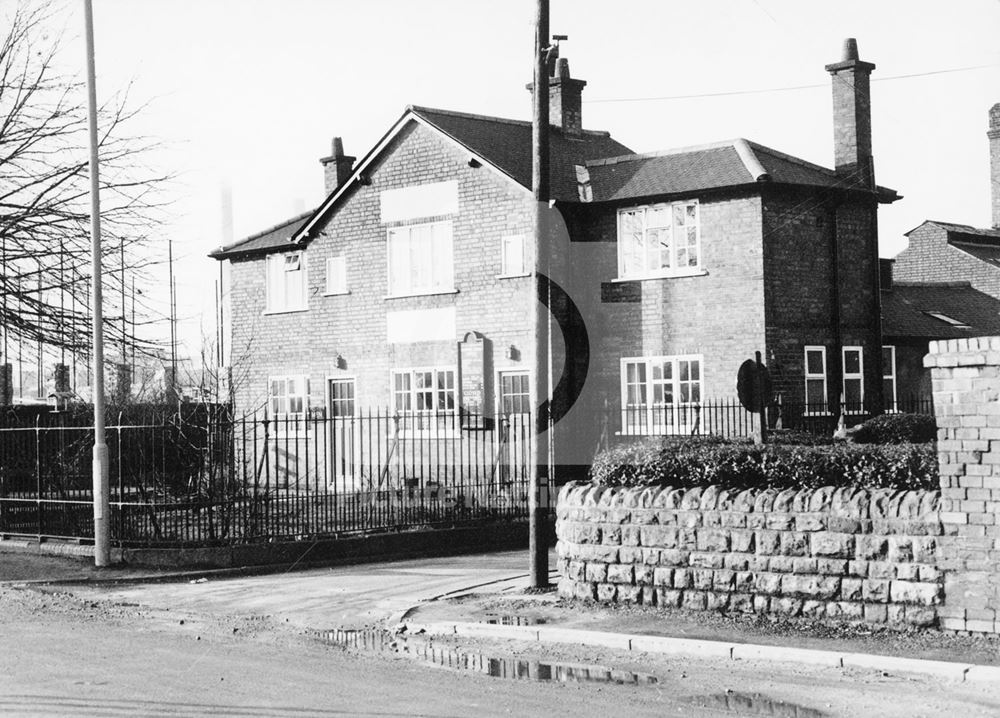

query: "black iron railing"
(0, 407), (531, 547)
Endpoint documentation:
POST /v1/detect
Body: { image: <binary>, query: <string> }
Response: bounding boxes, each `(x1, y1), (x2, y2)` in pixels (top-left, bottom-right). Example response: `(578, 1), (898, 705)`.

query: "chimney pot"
(320, 136), (356, 195)
(842, 38), (859, 62)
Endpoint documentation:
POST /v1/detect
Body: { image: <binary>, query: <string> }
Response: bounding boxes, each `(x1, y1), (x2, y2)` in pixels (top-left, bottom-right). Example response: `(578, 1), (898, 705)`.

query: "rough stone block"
(895, 564), (920, 581)
(795, 513), (825, 532)
(689, 552), (725, 569)
(904, 605), (937, 627)
(596, 583), (617, 602)
(801, 600), (826, 618)
(657, 588), (682, 608)
(696, 528), (730, 552)
(855, 536), (888, 560)
(780, 532), (809, 557)
(816, 559), (848, 575)
(772, 597), (803, 616)
(682, 590), (707, 611)
(792, 558), (818, 574)
(641, 587), (657, 606)
(706, 592), (730, 611)
(692, 569), (714, 590)
(734, 572), (754, 593)
(767, 514), (794, 531)
(607, 563), (634, 584)
(753, 595), (770, 613)
(653, 567), (673, 586)
(754, 573), (781, 595)
(888, 537), (914, 562)
(723, 553), (750, 571)
(912, 537), (937, 563)
(729, 593), (754, 613)
(621, 526), (642, 546)
(568, 560), (586, 581)
(731, 529), (755, 552)
(782, 574), (840, 600)
(863, 603), (888, 623)
(618, 547), (642, 564)
(868, 562), (894, 579)
(889, 580), (941, 606)
(573, 582), (596, 601)
(721, 512), (747, 528)
(769, 556), (794, 573)
(827, 517), (862, 533)
(633, 565), (654, 586)
(887, 604), (907, 624)
(812, 532), (854, 558)
(755, 530), (780, 555)
(848, 560), (869, 577)
(585, 562), (608, 583)
(618, 584), (641, 603)
(713, 570), (735, 591)
(659, 549), (690, 566)
(862, 579), (890, 603)
(673, 569), (691, 589)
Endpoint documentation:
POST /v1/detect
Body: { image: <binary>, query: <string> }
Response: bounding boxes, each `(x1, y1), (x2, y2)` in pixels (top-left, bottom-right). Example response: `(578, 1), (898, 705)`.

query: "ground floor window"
(804, 346), (828, 414)
(268, 375), (309, 434)
(882, 345), (897, 412)
(391, 366), (457, 434)
(619, 355), (702, 434)
(843, 346), (864, 413)
(499, 371), (530, 415)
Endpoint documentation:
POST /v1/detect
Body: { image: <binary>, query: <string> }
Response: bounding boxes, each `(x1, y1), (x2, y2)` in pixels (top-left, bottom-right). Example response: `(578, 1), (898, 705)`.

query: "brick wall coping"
(926, 335), (1000, 367)
(557, 482), (939, 520)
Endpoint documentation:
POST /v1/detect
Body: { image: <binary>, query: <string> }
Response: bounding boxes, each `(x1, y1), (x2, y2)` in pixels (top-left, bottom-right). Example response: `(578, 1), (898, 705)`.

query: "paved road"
(72, 550), (553, 628)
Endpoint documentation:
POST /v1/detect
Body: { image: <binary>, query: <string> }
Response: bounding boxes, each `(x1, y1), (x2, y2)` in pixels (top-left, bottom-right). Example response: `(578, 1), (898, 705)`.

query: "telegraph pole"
(84, 0), (111, 566)
(529, 0), (551, 588)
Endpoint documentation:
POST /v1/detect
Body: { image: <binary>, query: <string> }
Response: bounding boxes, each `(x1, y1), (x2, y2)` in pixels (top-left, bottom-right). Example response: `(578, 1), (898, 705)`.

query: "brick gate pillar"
(926, 337), (1000, 634)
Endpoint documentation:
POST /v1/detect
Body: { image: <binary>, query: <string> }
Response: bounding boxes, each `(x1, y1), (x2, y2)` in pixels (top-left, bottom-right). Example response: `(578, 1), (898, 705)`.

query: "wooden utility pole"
(84, 0), (110, 566)
(529, 0), (551, 589)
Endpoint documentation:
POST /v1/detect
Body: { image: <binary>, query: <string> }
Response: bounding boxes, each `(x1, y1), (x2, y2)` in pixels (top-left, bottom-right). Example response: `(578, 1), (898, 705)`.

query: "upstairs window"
(500, 234), (527, 277)
(265, 252), (307, 313)
(387, 221), (454, 296)
(843, 346), (864, 413)
(617, 201), (700, 280)
(324, 256), (348, 295)
(620, 355), (702, 435)
(804, 346), (828, 414)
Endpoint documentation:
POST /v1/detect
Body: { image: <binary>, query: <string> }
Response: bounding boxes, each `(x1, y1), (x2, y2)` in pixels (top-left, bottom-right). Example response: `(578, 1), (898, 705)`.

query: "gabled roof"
(584, 139), (900, 203)
(882, 281), (1000, 340)
(209, 211), (311, 260)
(905, 219), (1000, 242)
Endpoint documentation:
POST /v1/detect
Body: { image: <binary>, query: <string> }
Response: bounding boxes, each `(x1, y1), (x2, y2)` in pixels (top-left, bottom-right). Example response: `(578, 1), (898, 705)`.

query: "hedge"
(849, 412), (938, 444)
(590, 437), (938, 491)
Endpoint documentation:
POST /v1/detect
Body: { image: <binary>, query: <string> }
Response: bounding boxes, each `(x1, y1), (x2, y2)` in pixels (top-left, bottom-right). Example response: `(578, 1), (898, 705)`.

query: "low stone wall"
(556, 483), (943, 626)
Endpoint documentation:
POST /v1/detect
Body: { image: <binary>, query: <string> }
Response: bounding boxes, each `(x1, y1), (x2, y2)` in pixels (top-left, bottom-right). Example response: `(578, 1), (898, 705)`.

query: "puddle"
(320, 628), (658, 686)
(686, 691), (827, 717)
(481, 615), (546, 626)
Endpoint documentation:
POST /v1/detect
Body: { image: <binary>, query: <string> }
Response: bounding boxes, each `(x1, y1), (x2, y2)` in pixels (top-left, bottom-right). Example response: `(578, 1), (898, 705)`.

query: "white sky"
(61, 0), (1000, 360)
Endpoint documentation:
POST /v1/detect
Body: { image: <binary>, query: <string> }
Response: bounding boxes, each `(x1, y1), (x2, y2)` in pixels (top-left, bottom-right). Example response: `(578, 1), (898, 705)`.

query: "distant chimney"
(825, 38), (876, 188)
(526, 52), (587, 135)
(989, 103), (1000, 228)
(319, 137), (356, 196)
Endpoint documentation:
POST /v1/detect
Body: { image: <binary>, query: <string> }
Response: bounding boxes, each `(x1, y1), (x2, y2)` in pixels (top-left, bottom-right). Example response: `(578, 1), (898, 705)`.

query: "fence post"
(34, 414), (42, 540)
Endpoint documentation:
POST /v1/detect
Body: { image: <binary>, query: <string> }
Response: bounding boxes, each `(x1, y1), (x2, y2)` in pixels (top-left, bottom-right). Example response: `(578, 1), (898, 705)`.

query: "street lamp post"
(83, 0), (110, 566)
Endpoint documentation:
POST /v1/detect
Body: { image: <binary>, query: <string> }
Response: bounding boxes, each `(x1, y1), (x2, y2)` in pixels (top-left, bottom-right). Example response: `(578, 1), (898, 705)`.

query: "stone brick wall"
(556, 483), (942, 627)
(926, 336), (1000, 634)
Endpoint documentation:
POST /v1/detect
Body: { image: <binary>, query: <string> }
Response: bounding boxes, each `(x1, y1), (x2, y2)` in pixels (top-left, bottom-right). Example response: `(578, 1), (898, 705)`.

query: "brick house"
(880, 259), (1000, 407)
(211, 39), (897, 481)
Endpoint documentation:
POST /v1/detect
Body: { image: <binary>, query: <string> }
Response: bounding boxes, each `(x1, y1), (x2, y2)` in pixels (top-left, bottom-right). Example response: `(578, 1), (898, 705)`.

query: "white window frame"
(267, 375), (309, 435)
(619, 355), (703, 435)
(882, 345), (898, 413)
(265, 252), (308, 314)
(386, 220), (455, 297)
(390, 366), (459, 437)
(842, 346), (864, 414)
(615, 200), (702, 281)
(499, 234), (529, 278)
(804, 346), (828, 415)
(324, 255), (349, 296)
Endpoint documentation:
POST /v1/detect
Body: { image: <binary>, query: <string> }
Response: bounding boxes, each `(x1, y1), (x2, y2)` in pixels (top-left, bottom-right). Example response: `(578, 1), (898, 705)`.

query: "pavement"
(3, 540), (1000, 685)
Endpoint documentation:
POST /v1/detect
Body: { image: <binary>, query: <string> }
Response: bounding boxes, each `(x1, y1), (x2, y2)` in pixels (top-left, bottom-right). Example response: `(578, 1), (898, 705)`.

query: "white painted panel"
(386, 306), (456, 343)
(380, 181), (458, 223)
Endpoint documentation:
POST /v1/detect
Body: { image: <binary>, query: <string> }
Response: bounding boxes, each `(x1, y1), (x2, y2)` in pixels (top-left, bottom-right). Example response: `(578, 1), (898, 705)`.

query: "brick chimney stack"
(319, 137), (355, 196)
(825, 38), (876, 188)
(526, 52), (587, 135)
(989, 103), (1000, 228)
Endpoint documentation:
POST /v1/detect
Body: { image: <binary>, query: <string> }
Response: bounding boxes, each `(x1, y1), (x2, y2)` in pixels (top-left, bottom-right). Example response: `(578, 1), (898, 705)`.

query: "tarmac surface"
(3, 541), (1000, 683)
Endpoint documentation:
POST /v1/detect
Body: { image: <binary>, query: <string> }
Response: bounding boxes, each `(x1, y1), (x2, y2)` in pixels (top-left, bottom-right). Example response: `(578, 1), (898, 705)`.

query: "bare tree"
(0, 0), (170, 376)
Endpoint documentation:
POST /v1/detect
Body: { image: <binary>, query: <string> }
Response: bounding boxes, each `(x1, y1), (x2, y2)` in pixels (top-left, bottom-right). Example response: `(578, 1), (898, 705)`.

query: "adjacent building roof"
(882, 281), (1000, 340)
(208, 211), (311, 260)
(905, 219), (1000, 242)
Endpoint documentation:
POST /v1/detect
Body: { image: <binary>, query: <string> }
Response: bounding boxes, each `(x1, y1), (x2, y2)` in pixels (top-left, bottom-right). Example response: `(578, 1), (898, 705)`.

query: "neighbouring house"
(880, 259), (1000, 407)
(211, 39), (898, 483)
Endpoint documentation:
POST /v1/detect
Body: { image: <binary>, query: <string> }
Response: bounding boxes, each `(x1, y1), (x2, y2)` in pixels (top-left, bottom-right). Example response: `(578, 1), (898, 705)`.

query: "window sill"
(384, 288), (459, 300)
(497, 272), (530, 280)
(612, 268), (708, 282)
(803, 411), (833, 417)
(322, 289), (351, 297)
(263, 307), (308, 316)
